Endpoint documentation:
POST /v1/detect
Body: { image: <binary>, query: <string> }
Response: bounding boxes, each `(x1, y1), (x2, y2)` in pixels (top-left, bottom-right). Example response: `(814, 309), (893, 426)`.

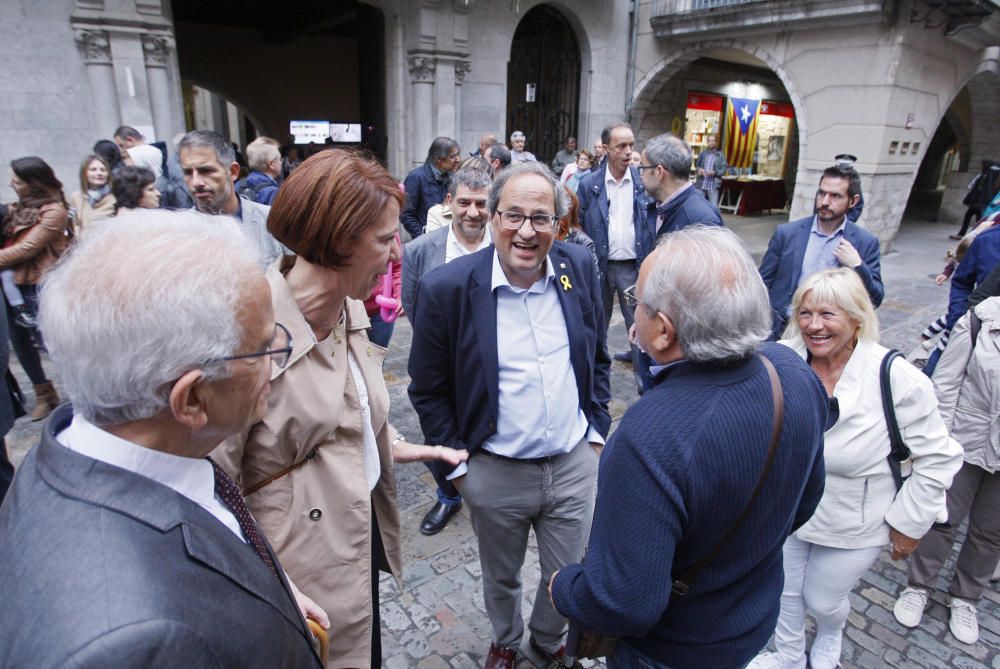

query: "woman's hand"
(934, 273), (948, 286)
(287, 576), (330, 629)
(392, 440), (469, 466)
(889, 527), (920, 560)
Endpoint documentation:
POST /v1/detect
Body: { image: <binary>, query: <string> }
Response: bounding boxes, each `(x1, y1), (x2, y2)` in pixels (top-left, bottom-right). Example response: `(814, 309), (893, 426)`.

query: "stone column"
(455, 60), (471, 148)
(409, 55), (436, 166)
(74, 29), (121, 138)
(142, 34), (174, 143)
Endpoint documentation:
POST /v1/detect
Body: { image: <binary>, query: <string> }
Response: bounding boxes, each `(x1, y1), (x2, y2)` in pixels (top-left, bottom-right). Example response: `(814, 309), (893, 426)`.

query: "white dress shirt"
(347, 349), (382, 492)
(605, 164), (636, 260)
(445, 224), (491, 264)
(57, 414), (246, 541)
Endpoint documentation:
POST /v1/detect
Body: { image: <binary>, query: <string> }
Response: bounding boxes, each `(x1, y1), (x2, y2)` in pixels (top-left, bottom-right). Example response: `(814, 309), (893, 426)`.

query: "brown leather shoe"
(484, 642), (517, 669)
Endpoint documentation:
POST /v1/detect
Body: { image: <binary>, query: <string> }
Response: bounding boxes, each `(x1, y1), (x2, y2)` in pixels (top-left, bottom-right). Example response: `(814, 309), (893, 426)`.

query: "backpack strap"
(671, 352), (784, 596)
(879, 349), (909, 490)
(969, 310), (983, 351)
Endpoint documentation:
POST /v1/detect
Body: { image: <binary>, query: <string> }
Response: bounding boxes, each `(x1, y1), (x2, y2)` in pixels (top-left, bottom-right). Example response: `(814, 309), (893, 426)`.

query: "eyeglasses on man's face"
(496, 210), (558, 232)
(217, 322), (294, 369)
(636, 164), (658, 174)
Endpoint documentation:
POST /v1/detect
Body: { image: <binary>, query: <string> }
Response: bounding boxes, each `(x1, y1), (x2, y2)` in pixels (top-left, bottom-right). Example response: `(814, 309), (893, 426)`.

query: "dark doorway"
(506, 5), (581, 164)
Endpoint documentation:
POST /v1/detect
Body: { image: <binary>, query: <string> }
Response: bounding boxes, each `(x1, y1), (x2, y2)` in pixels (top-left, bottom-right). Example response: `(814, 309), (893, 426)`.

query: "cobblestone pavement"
(7, 216), (994, 668)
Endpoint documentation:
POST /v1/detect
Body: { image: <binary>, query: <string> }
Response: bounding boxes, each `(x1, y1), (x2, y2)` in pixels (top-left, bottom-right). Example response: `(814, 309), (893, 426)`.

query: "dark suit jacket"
(577, 165), (653, 276)
(400, 162), (449, 238)
(401, 225), (449, 318)
(0, 406), (320, 668)
(758, 216), (884, 338)
(407, 242), (612, 474)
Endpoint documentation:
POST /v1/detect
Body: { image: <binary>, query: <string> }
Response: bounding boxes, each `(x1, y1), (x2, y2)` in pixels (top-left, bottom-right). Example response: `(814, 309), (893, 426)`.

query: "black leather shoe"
(613, 350), (632, 363)
(419, 500), (461, 536)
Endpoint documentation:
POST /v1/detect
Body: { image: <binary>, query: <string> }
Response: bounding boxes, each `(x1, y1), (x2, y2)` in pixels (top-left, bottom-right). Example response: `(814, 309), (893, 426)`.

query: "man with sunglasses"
(408, 161), (611, 669)
(0, 212), (324, 668)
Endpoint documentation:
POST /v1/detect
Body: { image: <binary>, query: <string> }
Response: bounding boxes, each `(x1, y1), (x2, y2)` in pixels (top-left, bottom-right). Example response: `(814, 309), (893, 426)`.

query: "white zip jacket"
(933, 297), (1000, 473)
(780, 338), (963, 549)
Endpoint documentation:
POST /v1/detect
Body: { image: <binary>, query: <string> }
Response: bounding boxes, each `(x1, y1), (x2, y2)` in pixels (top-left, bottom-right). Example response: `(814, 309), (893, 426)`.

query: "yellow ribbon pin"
(560, 275), (573, 291)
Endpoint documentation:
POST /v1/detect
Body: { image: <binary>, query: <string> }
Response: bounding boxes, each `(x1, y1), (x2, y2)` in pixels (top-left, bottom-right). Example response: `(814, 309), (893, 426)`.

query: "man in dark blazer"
(577, 122), (652, 383)
(402, 167), (493, 536)
(759, 164), (884, 339)
(408, 162), (611, 669)
(0, 213), (324, 668)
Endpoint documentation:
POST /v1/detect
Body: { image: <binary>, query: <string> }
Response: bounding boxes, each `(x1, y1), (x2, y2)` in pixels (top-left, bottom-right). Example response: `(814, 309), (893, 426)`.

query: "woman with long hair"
(2, 157), (68, 420)
(69, 154), (115, 233)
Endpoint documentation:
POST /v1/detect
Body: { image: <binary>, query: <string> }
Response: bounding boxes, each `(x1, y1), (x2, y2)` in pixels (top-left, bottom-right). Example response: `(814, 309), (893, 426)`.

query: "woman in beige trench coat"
(214, 149), (466, 668)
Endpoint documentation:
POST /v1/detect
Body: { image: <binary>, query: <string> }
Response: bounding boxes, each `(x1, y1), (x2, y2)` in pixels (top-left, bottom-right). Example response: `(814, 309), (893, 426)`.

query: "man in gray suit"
(0, 212), (326, 667)
(403, 167), (492, 535)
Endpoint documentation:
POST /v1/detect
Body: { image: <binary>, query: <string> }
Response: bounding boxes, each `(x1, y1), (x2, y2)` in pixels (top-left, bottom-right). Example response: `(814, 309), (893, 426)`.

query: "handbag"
(561, 353), (785, 666)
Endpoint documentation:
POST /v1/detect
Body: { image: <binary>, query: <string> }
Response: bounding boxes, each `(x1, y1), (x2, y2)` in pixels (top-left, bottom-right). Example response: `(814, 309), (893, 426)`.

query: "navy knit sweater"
(551, 343), (827, 668)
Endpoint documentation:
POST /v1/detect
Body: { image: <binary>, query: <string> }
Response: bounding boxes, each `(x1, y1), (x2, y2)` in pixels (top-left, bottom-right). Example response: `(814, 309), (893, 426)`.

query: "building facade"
(0, 0), (996, 244)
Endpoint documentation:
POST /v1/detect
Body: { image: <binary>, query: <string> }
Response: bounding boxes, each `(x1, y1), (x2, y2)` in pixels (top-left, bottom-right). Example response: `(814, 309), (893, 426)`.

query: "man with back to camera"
(114, 125), (164, 180)
(550, 225), (828, 669)
(758, 164), (883, 339)
(0, 212), (328, 667)
(178, 129), (285, 267)
(401, 136), (461, 238)
(402, 167), (494, 536)
(577, 122), (651, 387)
(408, 161), (611, 668)
(484, 142), (512, 174)
(635, 132), (723, 389)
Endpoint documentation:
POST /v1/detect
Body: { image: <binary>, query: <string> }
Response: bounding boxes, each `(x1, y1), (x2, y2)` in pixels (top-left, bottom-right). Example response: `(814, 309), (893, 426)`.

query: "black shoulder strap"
(969, 310), (983, 351)
(880, 349), (909, 490)
(671, 352), (784, 596)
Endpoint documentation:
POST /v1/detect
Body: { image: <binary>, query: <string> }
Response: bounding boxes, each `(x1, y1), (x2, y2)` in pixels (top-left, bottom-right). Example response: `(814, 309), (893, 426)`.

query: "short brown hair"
(267, 149), (403, 269)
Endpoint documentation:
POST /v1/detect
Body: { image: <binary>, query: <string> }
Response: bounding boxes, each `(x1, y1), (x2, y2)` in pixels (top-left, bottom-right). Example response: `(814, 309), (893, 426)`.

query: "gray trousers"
(461, 440), (598, 651)
(603, 259), (641, 387)
(908, 461), (1000, 601)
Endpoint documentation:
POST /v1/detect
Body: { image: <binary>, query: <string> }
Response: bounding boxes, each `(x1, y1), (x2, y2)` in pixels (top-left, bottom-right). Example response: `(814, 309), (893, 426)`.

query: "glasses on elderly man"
(496, 210), (559, 231)
(216, 322), (293, 369)
(623, 284), (638, 308)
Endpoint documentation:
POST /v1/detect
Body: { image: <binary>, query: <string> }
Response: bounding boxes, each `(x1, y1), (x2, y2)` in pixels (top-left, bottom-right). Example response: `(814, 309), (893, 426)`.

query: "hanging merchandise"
(684, 92), (724, 167)
(756, 101), (795, 178)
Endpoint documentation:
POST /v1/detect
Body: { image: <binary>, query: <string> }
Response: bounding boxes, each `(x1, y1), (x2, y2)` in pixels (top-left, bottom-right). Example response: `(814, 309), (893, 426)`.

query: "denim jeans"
(367, 311), (395, 348)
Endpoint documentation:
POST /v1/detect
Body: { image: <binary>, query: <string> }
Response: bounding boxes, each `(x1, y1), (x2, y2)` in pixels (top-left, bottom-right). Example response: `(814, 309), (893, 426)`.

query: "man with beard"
(758, 164), (883, 339)
(402, 168), (493, 536)
(178, 130), (285, 266)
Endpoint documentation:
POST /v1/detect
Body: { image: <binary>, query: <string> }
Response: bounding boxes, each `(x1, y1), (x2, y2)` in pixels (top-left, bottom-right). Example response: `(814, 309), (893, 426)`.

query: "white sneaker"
(949, 597), (980, 644)
(745, 651), (800, 669)
(893, 586), (929, 628)
(808, 629), (843, 669)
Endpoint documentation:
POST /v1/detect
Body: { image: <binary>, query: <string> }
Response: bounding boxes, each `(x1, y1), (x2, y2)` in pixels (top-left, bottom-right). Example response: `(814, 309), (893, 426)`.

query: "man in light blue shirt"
(408, 161), (611, 668)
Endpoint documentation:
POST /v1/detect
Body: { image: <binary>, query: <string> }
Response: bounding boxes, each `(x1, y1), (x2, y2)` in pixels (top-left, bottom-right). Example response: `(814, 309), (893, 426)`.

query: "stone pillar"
(409, 55), (436, 167)
(74, 29), (121, 138)
(435, 57), (457, 139)
(455, 60), (471, 148)
(142, 34), (174, 143)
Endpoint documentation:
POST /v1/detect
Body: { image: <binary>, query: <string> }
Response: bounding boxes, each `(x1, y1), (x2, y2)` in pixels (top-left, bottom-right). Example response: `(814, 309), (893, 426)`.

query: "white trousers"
(774, 534), (883, 667)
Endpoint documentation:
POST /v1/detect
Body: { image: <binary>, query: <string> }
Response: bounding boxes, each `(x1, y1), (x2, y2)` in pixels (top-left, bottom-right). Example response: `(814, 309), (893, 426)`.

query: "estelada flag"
(724, 97), (761, 169)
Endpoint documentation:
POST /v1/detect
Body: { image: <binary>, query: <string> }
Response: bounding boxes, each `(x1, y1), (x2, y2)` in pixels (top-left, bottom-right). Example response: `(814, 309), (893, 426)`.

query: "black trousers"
(371, 508), (389, 669)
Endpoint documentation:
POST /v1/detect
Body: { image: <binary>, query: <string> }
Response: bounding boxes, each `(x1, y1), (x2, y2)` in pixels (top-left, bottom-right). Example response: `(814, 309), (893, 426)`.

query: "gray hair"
(426, 136), (459, 163)
(178, 130), (236, 167)
(246, 136), (280, 172)
(488, 161), (568, 219)
(38, 211), (263, 425)
(643, 225), (770, 363)
(449, 165), (493, 198)
(510, 130), (526, 142)
(485, 143), (511, 169)
(645, 133), (693, 180)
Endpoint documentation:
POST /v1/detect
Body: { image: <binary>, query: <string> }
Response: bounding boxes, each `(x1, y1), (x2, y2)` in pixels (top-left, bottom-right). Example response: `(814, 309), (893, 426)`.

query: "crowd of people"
(0, 119), (996, 669)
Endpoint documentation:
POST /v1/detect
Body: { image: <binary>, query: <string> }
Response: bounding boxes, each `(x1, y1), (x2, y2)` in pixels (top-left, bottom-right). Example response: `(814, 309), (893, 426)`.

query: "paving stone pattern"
(7, 217), (994, 668)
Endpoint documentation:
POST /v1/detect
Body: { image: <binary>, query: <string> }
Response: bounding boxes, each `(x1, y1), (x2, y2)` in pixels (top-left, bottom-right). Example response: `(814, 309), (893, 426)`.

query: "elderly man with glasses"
(0, 211), (327, 668)
(408, 161), (611, 669)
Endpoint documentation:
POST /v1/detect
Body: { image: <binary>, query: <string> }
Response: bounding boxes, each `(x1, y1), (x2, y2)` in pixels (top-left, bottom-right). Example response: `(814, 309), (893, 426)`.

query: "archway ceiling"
(171, 0), (363, 40)
(700, 47), (768, 69)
